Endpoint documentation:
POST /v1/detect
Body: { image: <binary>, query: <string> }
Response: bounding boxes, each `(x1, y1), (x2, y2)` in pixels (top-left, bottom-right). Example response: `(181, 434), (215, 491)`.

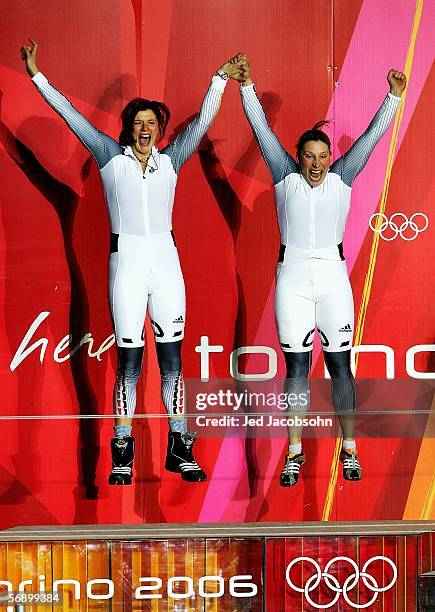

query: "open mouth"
(309, 169), (322, 181)
(139, 134), (151, 147)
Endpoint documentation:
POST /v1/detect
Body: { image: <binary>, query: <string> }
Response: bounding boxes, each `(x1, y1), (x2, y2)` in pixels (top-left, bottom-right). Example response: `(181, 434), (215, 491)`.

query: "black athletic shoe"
(108, 436), (135, 485)
(165, 431), (206, 482)
(339, 448), (362, 481)
(280, 451), (306, 487)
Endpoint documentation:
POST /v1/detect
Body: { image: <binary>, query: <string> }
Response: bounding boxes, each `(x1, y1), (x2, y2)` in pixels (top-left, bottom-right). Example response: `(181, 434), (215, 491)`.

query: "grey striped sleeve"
(31, 72), (122, 169)
(240, 83), (297, 185)
(162, 76), (227, 175)
(330, 93), (401, 187)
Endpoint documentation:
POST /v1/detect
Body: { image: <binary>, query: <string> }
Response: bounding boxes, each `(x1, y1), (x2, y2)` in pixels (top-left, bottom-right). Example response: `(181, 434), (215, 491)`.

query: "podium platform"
(0, 521), (433, 610)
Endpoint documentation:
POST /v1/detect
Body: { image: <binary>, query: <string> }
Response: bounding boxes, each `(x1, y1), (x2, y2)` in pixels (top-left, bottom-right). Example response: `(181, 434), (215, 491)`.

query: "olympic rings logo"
(285, 555), (397, 609)
(369, 212), (428, 241)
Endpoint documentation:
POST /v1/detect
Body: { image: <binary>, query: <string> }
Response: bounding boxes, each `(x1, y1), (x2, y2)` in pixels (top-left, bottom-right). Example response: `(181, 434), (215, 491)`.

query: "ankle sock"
(289, 442), (302, 455)
(114, 425), (132, 438)
(169, 418), (187, 434)
(342, 439), (356, 451)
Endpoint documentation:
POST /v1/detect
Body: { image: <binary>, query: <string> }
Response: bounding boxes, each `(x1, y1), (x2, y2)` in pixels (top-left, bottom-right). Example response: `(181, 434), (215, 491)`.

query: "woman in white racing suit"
(235, 53), (406, 486)
(21, 38), (243, 485)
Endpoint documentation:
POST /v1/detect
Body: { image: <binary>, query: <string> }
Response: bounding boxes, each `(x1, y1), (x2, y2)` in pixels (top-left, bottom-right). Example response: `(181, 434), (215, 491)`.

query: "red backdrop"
(0, 0), (433, 526)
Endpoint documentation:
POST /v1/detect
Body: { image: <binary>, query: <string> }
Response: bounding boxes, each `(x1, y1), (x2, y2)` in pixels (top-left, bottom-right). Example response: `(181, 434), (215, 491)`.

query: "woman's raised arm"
(20, 38), (121, 169)
(330, 69), (406, 187)
(238, 54), (297, 185)
(162, 54), (244, 174)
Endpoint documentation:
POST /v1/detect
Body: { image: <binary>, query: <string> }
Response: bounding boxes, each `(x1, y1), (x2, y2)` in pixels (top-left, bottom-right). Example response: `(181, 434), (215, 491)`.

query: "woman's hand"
(387, 70), (407, 97)
(217, 53), (250, 83)
(230, 53), (252, 87)
(239, 55), (252, 86)
(20, 38), (39, 77)
(217, 54), (242, 81)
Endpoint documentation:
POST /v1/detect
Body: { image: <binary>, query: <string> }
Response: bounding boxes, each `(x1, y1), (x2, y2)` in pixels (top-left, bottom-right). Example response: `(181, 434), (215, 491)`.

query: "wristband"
(216, 70), (229, 81)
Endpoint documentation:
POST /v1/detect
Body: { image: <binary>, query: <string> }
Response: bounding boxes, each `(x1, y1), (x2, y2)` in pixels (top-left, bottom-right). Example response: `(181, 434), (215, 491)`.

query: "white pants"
(275, 258), (354, 352)
(108, 232), (185, 348)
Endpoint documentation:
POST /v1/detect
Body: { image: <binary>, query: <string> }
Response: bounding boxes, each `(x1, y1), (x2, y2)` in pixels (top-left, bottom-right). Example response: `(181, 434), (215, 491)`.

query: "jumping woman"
(235, 54), (406, 486)
(21, 39), (242, 485)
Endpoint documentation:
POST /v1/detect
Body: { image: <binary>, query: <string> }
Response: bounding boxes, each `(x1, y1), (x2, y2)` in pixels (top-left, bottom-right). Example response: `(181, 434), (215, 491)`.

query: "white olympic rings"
(285, 555), (397, 609)
(369, 212), (428, 241)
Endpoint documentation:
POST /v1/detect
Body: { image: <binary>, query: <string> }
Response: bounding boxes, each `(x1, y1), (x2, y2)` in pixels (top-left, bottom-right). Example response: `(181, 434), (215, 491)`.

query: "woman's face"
(131, 109), (159, 157)
(298, 140), (331, 187)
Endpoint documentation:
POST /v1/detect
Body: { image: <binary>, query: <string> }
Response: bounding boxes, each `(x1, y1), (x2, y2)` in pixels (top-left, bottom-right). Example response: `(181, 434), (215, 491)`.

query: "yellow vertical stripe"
(322, 0), (425, 521)
(420, 472), (435, 519)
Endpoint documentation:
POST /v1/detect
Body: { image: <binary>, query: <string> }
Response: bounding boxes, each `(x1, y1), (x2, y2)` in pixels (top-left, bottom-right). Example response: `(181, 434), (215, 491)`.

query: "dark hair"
(119, 98), (170, 146)
(296, 120), (331, 160)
